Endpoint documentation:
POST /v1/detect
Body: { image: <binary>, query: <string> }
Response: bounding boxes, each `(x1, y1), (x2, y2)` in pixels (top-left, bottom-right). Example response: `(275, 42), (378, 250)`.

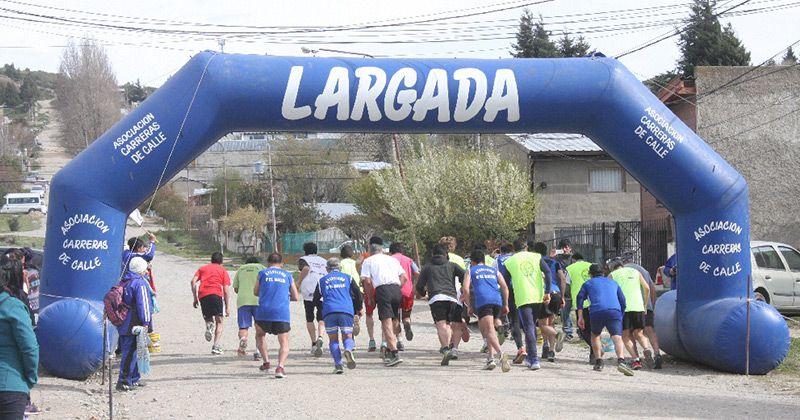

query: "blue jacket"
(576, 276), (627, 314)
(313, 271), (363, 318)
(121, 242), (156, 273)
(118, 272), (152, 336)
(0, 291), (38, 393)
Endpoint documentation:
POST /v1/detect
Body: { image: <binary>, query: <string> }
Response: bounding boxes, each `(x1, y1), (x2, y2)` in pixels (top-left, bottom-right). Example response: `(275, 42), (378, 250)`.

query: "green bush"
(8, 217), (20, 232)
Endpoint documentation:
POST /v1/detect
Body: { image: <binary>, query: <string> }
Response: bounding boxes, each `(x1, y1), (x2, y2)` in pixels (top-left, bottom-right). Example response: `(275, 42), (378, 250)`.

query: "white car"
(751, 241), (800, 311)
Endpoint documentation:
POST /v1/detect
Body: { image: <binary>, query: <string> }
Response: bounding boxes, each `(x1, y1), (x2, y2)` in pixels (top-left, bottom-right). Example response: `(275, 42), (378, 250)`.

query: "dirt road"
(33, 251), (800, 419)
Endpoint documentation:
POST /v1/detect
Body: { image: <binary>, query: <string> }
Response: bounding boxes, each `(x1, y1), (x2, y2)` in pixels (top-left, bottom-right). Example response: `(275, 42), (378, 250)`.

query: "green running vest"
(611, 266), (646, 312)
(567, 261), (592, 309)
(504, 251), (545, 306)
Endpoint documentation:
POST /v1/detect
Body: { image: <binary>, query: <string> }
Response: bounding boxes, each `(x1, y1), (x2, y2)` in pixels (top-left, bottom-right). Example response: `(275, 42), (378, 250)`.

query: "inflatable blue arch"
(36, 51), (789, 379)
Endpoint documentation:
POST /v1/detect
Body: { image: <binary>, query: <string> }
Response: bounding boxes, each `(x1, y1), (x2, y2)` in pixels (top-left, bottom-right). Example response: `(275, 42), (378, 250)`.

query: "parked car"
(29, 185), (45, 198)
(0, 193), (47, 214)
(751, 241), (800, 312)
(24, 172), (41, 183)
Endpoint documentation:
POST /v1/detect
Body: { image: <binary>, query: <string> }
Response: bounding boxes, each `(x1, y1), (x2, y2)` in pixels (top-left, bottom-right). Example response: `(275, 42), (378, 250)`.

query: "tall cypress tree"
(678, 0), (750, 77)
(558, 32), (592, 57)
(511, 10), (558, 58)
(783, 46), (798, 65)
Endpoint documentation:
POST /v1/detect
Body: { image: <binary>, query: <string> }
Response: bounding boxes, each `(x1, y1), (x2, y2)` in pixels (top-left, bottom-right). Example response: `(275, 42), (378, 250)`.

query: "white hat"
(129, 257), (148, 275)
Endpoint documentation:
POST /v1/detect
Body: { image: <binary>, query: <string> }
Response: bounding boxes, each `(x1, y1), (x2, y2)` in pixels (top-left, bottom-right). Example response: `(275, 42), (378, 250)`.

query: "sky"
(0, 0), (797, 86)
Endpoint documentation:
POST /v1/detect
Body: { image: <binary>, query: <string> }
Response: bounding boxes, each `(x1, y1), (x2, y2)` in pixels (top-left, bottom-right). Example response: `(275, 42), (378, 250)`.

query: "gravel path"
(33, 251), (800, 419)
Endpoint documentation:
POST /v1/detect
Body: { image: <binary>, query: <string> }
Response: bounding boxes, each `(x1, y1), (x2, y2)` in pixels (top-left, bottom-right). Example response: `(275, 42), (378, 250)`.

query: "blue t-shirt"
(470, 264), (502, 309)
(255, 267), (293, 323)
(542, 256), (561, 294)
(318, 271), (355, 317)
(576, 276), (627, 314)
(664, 254), (677, 290)
(495, 253), (513, 290)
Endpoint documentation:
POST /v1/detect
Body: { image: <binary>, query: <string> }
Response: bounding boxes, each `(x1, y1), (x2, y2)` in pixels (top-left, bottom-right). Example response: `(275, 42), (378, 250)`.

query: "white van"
(0, 193), (47, 214)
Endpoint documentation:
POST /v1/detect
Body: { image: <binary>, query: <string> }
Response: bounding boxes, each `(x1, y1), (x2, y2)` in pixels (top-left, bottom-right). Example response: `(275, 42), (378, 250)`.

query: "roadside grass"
(0, 214), (41, 233)
(0, 235), (44, 249)
(775, 337), (800, 375)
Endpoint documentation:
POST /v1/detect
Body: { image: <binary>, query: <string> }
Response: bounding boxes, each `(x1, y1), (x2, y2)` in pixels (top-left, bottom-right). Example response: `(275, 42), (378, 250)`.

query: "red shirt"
(196, 263), (231, 299)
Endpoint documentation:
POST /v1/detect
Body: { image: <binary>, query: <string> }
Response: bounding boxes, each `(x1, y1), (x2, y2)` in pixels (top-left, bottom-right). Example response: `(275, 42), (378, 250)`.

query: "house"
(646, 65), (800, 248)
(504, 133), (641, 237)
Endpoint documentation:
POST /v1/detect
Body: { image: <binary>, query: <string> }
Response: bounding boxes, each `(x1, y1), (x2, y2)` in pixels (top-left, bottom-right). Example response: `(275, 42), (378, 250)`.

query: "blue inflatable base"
(36, 299), (114, 380)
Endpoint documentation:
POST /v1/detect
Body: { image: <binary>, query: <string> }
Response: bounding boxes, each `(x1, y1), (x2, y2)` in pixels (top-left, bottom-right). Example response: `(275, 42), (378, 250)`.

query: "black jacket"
(416, 255), (465, 299)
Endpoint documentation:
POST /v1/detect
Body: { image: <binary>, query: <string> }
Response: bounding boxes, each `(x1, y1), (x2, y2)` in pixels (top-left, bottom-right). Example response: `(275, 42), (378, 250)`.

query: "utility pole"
(222, 142), (229, 217)
(217, 39), (226, 53)
(392, 134), (421, 265)
(267, 141), (278, 252)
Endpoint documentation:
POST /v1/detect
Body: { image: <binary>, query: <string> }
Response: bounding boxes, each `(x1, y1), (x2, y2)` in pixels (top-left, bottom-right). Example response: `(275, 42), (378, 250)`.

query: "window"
(778, 246), (800, 272)
(589, 168), (624, 192)
(754, 246), (786, 270)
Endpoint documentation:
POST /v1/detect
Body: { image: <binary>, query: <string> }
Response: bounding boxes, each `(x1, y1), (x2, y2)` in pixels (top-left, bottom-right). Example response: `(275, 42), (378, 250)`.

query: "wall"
(696, 65), (800, 248)
(532, 158), (640, 235)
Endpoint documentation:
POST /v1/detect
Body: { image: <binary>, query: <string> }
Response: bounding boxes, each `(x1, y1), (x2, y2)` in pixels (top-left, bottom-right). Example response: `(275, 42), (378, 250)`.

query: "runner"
(361, 243), (408, 367)
(565, 253), (595, 363)
(576, 264), (634, 376)
(253, 252), (299, 378)
(339, 245), (362, 336)
(494, 242), (525, 363)
(532, 242), (566, 362)
(312, 258), (364, 374)
(554, 239), (576, 341)
(232, 256), (266, 358)
(116, 257), (153, 390)
(462, 249), (511, 372)
(438, 236), (470, 352)
(121, 233), (156, 273)
(362, 236), (384, 352)
(608, 258), (654, 370)
(502, 239), (552, 370)
(415, 244), (466, 366)
(390, 242), (420, 351)
(298, 242), (327, 357)
(624, 255), (663, 369)
(190, 252), (231, 355)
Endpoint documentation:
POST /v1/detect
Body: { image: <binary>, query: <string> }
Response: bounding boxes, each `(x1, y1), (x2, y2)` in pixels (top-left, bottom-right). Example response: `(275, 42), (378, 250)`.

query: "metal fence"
(534, 218), (673, 276)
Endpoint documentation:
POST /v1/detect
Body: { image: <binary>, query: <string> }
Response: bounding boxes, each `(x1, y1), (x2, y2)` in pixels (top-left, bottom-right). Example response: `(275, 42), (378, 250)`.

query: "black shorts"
(200, 295), (223, 321)
(477, 304), (501, 319)
(645, 310), (654, 327)
(430, 300), (462, 323)
(304, 300), (323, 323)
(537, 292), (562, 319)
(256, 320), (291, 335)
(622, 311), (646, 330)
(375, 284), (402, 321)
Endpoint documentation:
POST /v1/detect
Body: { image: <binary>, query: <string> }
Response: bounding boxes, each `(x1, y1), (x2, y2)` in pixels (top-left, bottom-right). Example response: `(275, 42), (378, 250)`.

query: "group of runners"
(186, 234), (665, 379)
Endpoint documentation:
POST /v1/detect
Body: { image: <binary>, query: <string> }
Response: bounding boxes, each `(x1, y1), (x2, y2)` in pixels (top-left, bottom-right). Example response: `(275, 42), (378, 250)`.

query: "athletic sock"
(330, 341), (342, 366)
(344, 337), (355, 351)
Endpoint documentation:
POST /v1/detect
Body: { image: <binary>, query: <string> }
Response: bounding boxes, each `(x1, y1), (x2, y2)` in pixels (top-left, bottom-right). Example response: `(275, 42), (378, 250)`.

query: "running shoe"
(483, 358), (497, 370)
(314, 337), (324, 357)
(499, 353), (511, 373)
(513, 348), (527, 365)
(555, 330), (565, 353)
(205, 321), (214, 342)
(525, 358), (541, 371)
(547, 350), (556, 363)
(310, 344), (317, 356)
(593, 359), (604, 372)
(441, 348), (454, 366)
(115, 383), (132, 392)
(237, 338), (247, 356)
(404, 321), (414, 341)
(643, 349), (655, 369)
(259, 362), (271, 371)
(334, 365), (344, 374)
(132, 381), (147, 387)
(368, 339), (377, 352)
(439, 346), (449, 355)
(254, 352), (261, 361)
(344, 349), (357, 369)
(24, 403), (40, 415)
(275, 366), (286, 379)
(449, 348), (460, 360)
(385, 352), (403, 367)
(654, 354), (664, 370)
(480, 342), (489, 354)
(397, 341), (405, 352)
(380, 342), (388, 356)
(617, 359), (634, 376)
(211, 345), (224, 355)
(631, 359), (643, 370)
(589, 351), (597, 365)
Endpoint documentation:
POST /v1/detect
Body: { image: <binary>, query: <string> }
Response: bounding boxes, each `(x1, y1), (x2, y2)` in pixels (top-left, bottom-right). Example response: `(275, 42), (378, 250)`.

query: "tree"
(122, 79), (150, 104)
(350, 148), (537, 249)
(557, 32), (592, 57)
(644, 70), (679, 94)
(277, 202), (330, 233)
(782, 46), (798, 65)
(55, 39), (123, 153)
(678, 0), (750, 77)
(210, 172), (244, 218)
(511, 10), (558, 58)
(18, 73), (39, 113)
(220, 205), (268, 250)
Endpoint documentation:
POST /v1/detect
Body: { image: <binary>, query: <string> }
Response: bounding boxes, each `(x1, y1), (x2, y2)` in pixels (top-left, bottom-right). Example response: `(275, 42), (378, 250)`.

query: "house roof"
(350, 161), (392, 172)
(314, 203), (359, 220)
(508, 133), (603, 154)
(207, 139), (270, 152)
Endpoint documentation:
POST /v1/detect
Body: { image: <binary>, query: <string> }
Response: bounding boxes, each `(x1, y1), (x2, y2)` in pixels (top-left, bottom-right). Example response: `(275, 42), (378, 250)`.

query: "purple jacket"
(117, 272), (152, 336)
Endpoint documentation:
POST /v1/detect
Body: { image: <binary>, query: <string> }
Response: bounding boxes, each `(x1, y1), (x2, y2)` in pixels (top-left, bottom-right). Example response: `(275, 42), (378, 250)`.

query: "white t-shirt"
(360, 253), (404, 288)
(300, 254), (327, 301)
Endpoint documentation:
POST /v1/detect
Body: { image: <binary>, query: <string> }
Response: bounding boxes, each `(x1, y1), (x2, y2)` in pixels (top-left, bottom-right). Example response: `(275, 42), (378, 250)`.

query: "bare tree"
(55, 39), (122, 154)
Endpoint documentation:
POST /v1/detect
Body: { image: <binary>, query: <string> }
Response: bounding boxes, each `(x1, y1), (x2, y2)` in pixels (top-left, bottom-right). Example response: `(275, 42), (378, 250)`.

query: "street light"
(300, 46), (374, 58)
